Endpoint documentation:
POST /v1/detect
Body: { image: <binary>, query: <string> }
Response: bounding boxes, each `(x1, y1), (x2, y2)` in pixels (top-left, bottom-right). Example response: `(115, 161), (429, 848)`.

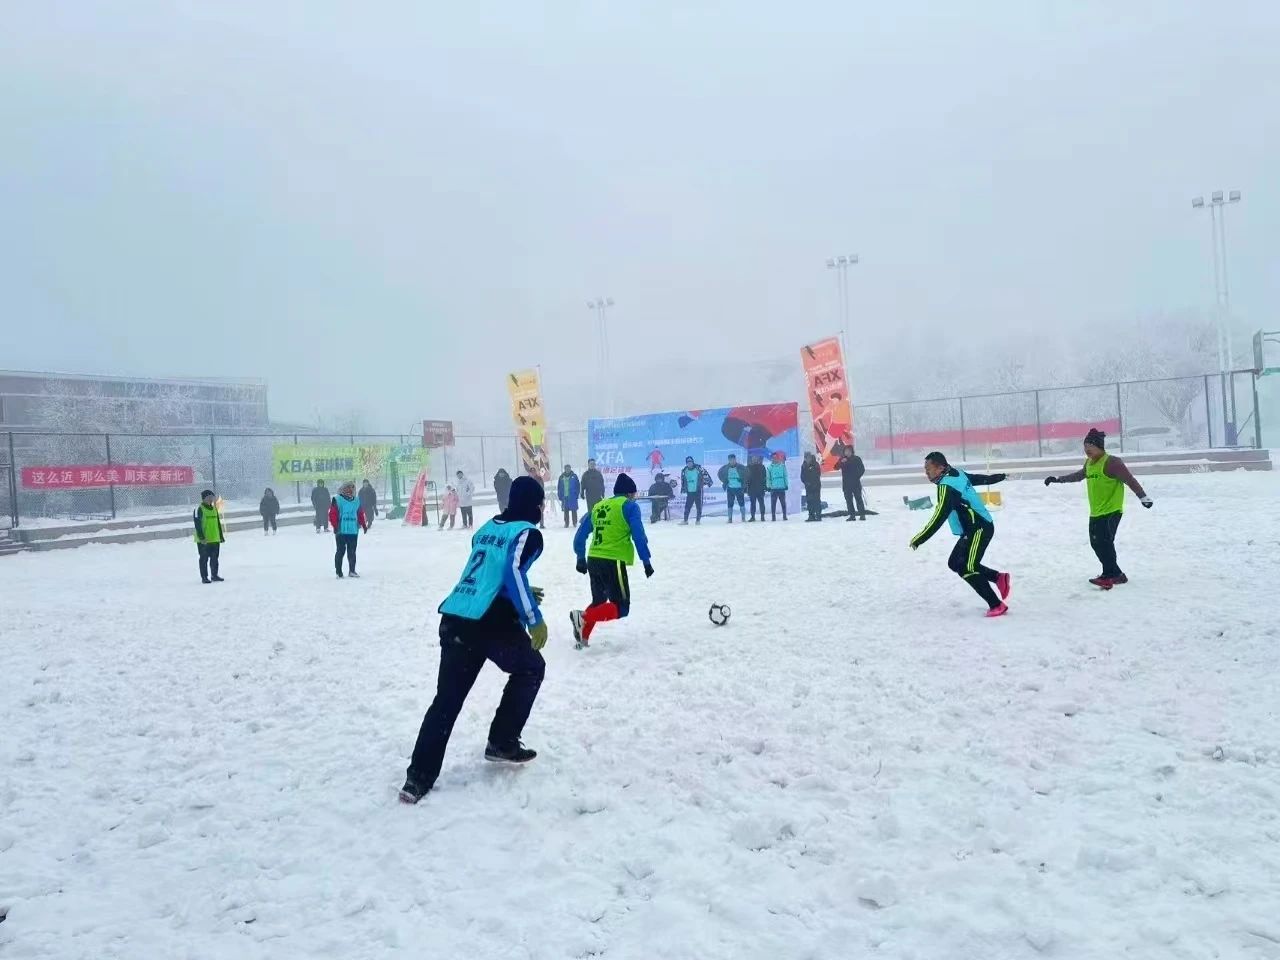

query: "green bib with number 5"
(587, 496), (635, 564)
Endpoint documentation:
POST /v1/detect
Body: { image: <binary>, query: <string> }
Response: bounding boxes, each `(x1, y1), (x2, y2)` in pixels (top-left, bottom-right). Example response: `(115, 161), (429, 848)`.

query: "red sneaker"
(1111, 574), (1128, 585)
(1089, 577), (1114, 590)
(996, 572), (1012, 600)
(985, 603), (1009, 618)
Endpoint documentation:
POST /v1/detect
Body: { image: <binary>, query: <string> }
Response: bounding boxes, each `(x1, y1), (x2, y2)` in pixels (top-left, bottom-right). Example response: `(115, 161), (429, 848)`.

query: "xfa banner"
(272, 444), (390, 484)
(588, 404), (801, 519)
(507, 369), (550, 480)
(801, 337), (855, 472)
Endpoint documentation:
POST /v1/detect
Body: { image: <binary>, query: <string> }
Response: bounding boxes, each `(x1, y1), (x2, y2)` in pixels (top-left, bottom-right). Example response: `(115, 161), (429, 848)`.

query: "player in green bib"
(1045, 428), (1153, 589)
(570, 473), (654, 647)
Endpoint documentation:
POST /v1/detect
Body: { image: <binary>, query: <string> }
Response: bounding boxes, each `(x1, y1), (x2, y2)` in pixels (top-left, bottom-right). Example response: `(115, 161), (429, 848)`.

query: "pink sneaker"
(1089, 576), (1114, 590)
(996, 572), (1011, 600)
(985, 603), (1009, 619)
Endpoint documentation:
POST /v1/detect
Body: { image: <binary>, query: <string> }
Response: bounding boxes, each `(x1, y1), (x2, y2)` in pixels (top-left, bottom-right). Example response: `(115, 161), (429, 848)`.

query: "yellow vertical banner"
(800, 337), (855, 472)
(507, 369), (551, 480)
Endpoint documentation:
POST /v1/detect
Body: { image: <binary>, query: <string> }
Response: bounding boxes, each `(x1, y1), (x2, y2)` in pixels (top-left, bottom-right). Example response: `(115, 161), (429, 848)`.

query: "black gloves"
(576, 557), (588, 575)
(991, 473), (1007, 483)
(1141, 497), (1153, 509)
(1044, 477), (1057, 486)
(644, 563), (655, 579)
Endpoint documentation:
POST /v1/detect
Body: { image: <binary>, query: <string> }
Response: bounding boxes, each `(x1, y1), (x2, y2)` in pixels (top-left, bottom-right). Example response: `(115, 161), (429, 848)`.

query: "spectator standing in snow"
(718, 454), (748, 523)
(310, 480), (331, 532)
(358, 479), (378, 530)
(746, 455), (767, 522)
(581, 459), (606, 512)
(259, 487), (280, 535)
(680, 456), (709, 525)
(194, 489), (225, 583)
(439, 485), (460, 529)
(801, 452), (823, 521)
(557, 464), (582, 527)
(838, 447), (867, 521)
(329, 481), (369, 578)
(455, 471), (476, 528)
(493, 468), (513, 512)
(766, 452), (789, 521)
(399, 476), (549, 803)
(1043, 428), (1153, 589)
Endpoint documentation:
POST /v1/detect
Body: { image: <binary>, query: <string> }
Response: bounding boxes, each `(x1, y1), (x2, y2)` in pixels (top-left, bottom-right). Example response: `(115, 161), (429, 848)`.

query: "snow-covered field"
(3, 472), (1279, 960)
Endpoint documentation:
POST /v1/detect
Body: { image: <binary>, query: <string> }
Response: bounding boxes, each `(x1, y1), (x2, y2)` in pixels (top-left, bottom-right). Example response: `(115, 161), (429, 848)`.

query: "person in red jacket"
(328, 481), (370, 578)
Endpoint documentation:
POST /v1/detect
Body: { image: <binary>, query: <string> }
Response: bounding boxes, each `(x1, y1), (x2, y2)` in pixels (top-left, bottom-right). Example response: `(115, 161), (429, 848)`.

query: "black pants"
(947, 522), (1001, 609)
(844, 484), (866, 519)
(197, 542), (220, 580)
(562, 507), (578, 527)
(770, 490), (787, 520)
(262, 516), (277, 532)
(313, 508), (328, 532)
(726, 489), (746, 521)
(335, 533), (358, 574)
(588, 556), (631, 618)
(1089, 512), (1124, 578)
(683, 492), (703, 522)
(460, 506), (474, 528)
(748, 492), (766, 519)
(650, 499), (668, 523)
(406, 616), (546, 790)
(804, 484), (822, 520)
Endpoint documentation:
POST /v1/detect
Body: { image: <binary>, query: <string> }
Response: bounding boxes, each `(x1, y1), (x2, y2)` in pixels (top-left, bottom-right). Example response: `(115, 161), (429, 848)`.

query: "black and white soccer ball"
(708, 603), (732, 627)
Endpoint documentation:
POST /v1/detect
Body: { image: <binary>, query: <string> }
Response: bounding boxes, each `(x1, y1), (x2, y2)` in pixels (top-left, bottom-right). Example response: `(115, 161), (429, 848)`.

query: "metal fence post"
(293, 434), (300, 504)
(1115, 382), (1124, 453)
(887, 403), (895, 465)
(1229, 371), (1239, 444)
(480, 437), (487, 487)
(1252, 373), (1263, 449)
(558, 432), (564, 471)
(1033, 390), (1043, 457)
(210, 434), (217, 491)
(105, 433), (117, 520)
(1204, 375), (1213, 447)
(7, 431), (18, 529)
(958, 397), (967, 462)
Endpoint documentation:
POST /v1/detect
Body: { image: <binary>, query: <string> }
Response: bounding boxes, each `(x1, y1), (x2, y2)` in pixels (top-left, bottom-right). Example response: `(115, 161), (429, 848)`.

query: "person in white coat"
(454, 470), (477, 528)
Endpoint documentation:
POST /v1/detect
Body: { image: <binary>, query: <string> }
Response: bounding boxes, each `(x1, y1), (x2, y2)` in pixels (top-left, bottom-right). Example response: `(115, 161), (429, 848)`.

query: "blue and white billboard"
(588, 403), (802, 519)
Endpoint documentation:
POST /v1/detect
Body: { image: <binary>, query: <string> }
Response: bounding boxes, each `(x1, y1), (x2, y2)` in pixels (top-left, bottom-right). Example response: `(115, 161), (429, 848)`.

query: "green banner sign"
(273, 444), (390, 483)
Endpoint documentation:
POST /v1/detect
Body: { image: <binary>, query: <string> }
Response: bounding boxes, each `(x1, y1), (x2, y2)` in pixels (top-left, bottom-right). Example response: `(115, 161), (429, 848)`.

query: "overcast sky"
(2, 1), (1276, 429)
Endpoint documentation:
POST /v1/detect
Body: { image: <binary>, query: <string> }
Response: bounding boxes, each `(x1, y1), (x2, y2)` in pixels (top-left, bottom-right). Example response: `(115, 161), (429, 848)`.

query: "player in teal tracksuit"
(910, 452), (1011, 617)
(766, 454), (789, 521)
(400, 476), (550, 803)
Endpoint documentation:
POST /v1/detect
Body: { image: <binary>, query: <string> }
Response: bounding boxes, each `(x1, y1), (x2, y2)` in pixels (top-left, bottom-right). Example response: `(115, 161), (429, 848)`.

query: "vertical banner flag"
(507, 369), (550, 480)
(403, 470), (429, 527)
(588, 404), (801, 520)
(801, 337), (855, 472)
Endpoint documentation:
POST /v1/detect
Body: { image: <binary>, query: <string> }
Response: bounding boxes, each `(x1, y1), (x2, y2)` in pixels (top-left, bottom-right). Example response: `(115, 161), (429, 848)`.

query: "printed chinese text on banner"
(22, 465), (196, 488)
(801, 337), (854, 472)
(507, 369), (550, 480)
(587, 403), (801, 519)
(271, 444), (390, 484)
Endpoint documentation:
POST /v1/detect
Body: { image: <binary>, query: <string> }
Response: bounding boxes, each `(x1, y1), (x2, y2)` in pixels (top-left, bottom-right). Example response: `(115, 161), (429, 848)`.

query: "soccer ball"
(708, 603), (732, 626)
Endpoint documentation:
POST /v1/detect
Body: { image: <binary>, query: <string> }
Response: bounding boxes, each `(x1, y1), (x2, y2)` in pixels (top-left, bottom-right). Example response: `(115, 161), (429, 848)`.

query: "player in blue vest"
(400, 476), (550, 803)
(328, 481), (369, 578)
(909, 452), (1012, 618)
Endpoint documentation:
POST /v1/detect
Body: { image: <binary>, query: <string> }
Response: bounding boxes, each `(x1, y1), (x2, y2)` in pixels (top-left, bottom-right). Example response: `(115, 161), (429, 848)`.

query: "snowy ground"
(2, 472), (1279, 960)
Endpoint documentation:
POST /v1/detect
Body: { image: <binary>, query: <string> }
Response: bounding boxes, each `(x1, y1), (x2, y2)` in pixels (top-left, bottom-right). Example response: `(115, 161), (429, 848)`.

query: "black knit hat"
(614, 473), (637, 496)
(200, 489), (215, 499)
(504, 475), (545, 523)
(1084, 428), (1107, 450)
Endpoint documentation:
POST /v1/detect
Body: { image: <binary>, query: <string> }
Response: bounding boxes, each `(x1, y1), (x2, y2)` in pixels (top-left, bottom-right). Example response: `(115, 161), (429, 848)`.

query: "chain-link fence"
(1, 371), (1261, 529)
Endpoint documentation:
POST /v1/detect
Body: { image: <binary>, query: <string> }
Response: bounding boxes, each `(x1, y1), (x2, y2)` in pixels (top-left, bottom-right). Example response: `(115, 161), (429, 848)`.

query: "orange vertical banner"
(801, 337), (854, 472)
(507, 369), (551, 480)
(403, 470), (428, 527)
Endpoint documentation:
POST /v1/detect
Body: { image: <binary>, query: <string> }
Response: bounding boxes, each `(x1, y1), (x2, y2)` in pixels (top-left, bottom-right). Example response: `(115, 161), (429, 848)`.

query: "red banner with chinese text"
(21, 465), (196, 489)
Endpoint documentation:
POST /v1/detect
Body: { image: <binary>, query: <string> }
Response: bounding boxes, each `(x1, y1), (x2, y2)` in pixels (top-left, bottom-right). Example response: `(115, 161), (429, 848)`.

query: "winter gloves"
(1141, 497), (1153, 509)
(643, 563), (655, 579)
(576, 557), (589, 575)
(529, 622), (549, 652)
(1044, 476), (1058, 486)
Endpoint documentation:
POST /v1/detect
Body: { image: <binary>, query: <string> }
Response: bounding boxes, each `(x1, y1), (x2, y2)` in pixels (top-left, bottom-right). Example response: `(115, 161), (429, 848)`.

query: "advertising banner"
(588, 404), (801, 519)
(22, 465), (195, 489)
(507, 369), (550, 480)
(272, 444), (389, 484)
(422, 420), (455, 448)
(801, 337), (855, 472)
